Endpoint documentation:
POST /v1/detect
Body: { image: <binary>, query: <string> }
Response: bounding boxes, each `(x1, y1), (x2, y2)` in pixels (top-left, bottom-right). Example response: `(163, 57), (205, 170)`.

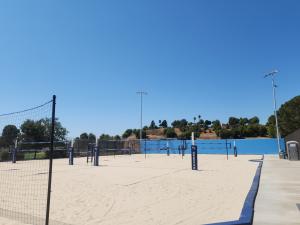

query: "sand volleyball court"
(0, 154), (261, 225)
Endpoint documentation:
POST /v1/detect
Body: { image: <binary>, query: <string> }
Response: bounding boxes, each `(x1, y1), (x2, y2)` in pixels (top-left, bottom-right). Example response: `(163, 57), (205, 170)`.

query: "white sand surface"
(0, 154), (261, 225)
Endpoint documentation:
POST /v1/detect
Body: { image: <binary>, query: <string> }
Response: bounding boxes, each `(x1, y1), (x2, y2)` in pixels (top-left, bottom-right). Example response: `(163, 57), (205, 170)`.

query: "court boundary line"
(204, 155), (264, 225)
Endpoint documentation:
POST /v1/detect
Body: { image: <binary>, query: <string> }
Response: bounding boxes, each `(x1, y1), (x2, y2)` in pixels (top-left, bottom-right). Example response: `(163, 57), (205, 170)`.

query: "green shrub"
(178, 131), (192, 140)
(0, 150), (10, 161)
(219, 129), (233, 139)
(36, 152), (47, 159)
(164, 128), (177, 138)
(23, 152), (47, 160)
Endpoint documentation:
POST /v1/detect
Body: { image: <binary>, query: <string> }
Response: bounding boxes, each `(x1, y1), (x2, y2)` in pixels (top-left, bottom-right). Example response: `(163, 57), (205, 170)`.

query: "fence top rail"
(14, 149), (66, 153)
(19, 141), (68, 145)
(143, 138), (179, 141)
(98, 140), (140, 142)
(143, 139), (231, 142)
(196, 142), (232, 145)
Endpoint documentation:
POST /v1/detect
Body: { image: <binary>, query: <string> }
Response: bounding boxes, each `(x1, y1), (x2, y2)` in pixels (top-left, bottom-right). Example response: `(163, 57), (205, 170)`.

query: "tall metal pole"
(136, 91), (147, 154)
(272, 76), (282, 154)
(265, 70), (281, 155)
(45, 95), (56, 225)
(140, 93), (143, 140)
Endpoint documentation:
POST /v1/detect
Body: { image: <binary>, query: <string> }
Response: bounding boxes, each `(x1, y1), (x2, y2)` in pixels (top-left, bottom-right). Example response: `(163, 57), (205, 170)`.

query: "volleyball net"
(141, 139), (233, 157)
(0, 96), (56, 225)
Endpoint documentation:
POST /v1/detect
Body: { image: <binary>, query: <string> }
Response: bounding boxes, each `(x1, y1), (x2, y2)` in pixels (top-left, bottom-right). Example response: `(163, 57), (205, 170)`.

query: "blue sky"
(0, 0), (299, 138)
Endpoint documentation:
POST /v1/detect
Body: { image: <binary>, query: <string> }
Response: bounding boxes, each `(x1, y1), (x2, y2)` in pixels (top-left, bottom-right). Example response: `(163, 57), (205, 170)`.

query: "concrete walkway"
(253, 155), (300, 225)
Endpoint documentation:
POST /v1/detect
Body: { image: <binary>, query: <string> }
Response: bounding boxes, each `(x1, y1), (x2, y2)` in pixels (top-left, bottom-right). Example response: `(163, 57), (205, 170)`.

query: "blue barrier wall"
(141, 138), (285, 155)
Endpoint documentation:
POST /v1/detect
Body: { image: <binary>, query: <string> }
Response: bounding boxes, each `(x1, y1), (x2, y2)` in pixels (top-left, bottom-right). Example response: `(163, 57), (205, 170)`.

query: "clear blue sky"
(1, 0), (299, 138)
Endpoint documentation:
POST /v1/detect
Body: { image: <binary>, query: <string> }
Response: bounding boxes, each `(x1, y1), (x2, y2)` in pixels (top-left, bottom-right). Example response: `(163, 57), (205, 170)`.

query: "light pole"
(136, 91), (147, 147)
(264, 70), (282, 156)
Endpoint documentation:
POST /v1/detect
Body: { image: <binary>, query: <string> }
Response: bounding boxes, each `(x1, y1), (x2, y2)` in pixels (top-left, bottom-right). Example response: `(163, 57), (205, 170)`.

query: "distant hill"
(199, 131), (219, 139)
(144, 128), (218, 140)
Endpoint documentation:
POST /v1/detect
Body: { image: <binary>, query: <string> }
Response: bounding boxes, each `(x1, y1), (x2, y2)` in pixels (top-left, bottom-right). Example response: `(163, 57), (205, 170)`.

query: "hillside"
(144, 128), (218, 140)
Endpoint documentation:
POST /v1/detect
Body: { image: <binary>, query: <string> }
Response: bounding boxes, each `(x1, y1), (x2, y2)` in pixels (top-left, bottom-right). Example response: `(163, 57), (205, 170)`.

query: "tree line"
(75, 130), (146, 144)
(74, 132), (122, 143)
(121, 95), (300, 140)
(3, 95), (297, 145)
(123, 115), (267, 139)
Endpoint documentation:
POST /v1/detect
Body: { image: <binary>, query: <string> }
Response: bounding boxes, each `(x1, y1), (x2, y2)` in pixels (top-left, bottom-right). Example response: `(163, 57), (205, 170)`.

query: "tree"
(266, 115), (276, 137)
(244, 124), (260, 137)
(243, 124), (266, 137)
(171, 120), (179, 128)
(259, 125), (268, 137)
(198, 119), (204, 128)
(0, 137), (6, 148)
(161, 120), (168, 128)
(41, 118), (67, 141)
(2, 125), (20, 146)
(204, 120), (212, 127)
(249, 116), (260, 125)
(134, 129), (146, 139)
(232, 127), (243, 138)
(171, 119), (188, 131)
(228, 117), (240, 127)
(190, 123), (200, 133)
(193, 117), (196, 123)
(219, 129), (233, 139)
(114, 135), (121, 140)
(99, 134), (113, 141)
(239, 118), (249, 126)
(80, 133), (89, 140)
(20, 120), (46, 142)
(179, 119), (188, 130)
(277, 95), (300, 136)
(122, 129), (133, 139)
(149, 120), (157, 129)
(178, 131), (192, 140)
(88, 133), (96, 143)
(158, 120), (162, 127)
(20, 118), (67, 142)
(164, 128), (177, 138)
(212, 120), (222, 135)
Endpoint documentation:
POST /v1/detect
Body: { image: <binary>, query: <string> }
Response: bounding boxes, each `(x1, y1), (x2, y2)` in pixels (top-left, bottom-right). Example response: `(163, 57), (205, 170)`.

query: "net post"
(233, 140), (238, 157)
(128, 141), (131, 155)
(94, 141), (99, 166)
(69, 140), (74, 165)
(144, 139), (147, 159)
(226, 139), (228, 160)
(45, 95), (56, 225)
(12, 148), (16, 163)
(167, 141), (170, 156)
(182, 139), (186, 159)
(87, 144), (89, 163)
(11, 139), (17, 163)
(191, 132), (198, 170)
(92, 144), (94, 163)
(191, 145), (198, 170)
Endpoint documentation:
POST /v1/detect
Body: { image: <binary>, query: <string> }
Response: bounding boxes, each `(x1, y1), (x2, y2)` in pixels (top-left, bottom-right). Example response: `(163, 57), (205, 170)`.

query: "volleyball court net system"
(0, 95), (238, 225)
(67, 138), (236, 165)
(140, 138), (236, 159)
(0, 95), (56, 225)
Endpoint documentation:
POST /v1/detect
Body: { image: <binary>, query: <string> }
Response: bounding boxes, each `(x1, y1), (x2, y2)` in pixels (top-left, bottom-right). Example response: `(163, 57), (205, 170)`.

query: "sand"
(0, 154), (261, 225)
